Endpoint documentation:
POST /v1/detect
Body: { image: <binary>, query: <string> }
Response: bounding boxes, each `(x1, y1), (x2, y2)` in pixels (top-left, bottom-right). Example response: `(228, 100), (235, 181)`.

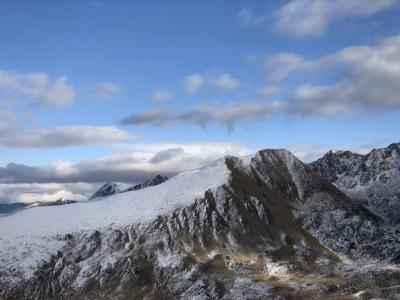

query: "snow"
(0, 158), (231, 279)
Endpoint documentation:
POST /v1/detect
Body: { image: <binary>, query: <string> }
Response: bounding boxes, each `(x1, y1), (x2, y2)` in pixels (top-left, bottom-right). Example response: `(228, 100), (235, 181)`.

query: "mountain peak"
(89, 175), (169, 200)
(311, 142), (400, 225)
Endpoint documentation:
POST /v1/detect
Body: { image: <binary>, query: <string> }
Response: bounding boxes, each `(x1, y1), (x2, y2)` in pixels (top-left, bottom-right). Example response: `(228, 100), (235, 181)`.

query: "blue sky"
(0, 0), (399, 203)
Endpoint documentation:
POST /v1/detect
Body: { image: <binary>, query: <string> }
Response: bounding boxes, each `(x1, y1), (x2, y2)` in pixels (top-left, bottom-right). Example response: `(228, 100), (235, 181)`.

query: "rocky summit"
(310, 142), (400, 226)
(0, 149), (399, 300)
(89, 175), (169, 200)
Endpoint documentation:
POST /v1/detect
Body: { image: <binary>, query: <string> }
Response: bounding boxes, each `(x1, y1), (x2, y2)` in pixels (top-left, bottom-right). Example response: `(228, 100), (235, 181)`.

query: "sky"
(0, 0), (399, 203)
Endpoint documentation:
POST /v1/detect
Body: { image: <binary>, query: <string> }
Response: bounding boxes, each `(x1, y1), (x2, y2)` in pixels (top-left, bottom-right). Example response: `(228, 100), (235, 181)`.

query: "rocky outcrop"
(89, 175), (168, 200)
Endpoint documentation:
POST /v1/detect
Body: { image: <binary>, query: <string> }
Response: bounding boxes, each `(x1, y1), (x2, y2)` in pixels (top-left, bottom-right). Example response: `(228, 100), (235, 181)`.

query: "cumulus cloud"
(0, 70), (75, 107)
(183, 74), (204, 94)
(120, 102), (285, 131)
(0, 125), (133, 148)
(90, 82), (121, 100)
(239, 0), (395, 38)
(211, 73), (239, 90)
(0, 142), (249, 186)
(265, 35), (400, 116)
(147, 89), (173, 103)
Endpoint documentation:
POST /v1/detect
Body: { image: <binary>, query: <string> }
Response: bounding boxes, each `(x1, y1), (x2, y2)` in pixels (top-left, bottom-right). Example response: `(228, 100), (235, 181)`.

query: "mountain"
(0, 199), (77, 216)
(310, 142), (400, 226)
(126, 174), (168, 192)
(89, 175), (168, 200)
(89, 182), (130, 200)
(0, 149), (399, 300)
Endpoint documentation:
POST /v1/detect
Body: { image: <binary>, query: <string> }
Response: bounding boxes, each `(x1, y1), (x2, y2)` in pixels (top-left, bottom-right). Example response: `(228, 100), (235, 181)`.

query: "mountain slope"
(0, 150), (399, 300)
(310, 142), (400, 225)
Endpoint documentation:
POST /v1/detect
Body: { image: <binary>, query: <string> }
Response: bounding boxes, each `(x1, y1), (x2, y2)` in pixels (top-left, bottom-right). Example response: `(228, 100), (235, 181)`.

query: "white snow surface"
(0, 158), (231, 280)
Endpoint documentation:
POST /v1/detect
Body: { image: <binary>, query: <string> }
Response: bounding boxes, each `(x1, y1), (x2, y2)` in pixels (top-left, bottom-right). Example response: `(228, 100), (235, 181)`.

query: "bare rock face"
(126, 175), (168, 192)
(310, 142), (400, 225)
(0, 149), (399, 300)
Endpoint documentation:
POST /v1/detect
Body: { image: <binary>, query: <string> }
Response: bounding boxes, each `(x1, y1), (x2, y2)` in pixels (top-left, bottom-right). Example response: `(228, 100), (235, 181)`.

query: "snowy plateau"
(0, 147), (400, 299)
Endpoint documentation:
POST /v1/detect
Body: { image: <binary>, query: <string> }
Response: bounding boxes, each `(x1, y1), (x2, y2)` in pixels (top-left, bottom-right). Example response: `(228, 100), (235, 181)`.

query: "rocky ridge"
(310, 142), (400, 225)
(89, 175), (168, 200)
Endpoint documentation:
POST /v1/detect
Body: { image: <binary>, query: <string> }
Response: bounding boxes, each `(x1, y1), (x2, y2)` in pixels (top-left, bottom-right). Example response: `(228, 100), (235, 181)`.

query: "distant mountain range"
(310, 142), (400, 227)
(89, 175), (168, 200)
(0, 175), (168, 215)
(1, 145), (399, 299)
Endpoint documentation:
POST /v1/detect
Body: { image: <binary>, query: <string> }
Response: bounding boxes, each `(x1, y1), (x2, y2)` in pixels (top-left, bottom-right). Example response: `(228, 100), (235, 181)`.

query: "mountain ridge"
(310, 142), (400, 225)
(0, 148), (399, 299)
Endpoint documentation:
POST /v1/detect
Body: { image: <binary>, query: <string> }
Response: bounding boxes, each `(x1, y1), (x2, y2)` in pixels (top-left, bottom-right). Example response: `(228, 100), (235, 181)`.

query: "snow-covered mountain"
(0, 149), (399, 299)
(89, 175), (168, 200)
(89, 182), (131, 200)
(310, 142), (400, 225)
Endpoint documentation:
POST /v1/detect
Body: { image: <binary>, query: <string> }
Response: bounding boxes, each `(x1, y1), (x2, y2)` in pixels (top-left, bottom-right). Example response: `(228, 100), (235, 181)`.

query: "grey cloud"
(120, 102), (286, 131)
(120, 108), (169, 125)
(149, 148), (185, 164)
(0, 126), (133, 148)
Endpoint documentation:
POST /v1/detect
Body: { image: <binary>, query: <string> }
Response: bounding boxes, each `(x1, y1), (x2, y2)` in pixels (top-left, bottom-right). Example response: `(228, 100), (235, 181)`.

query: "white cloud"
(0, 182), (94, 203)
(211, 73), (239, 90)
(263, 52), (312, 80)
(0, 141), (249, 186)
(32, 76), (75, 107)
(147, 89), (173, 103)
(183, 74), (204, 94)
(90, 82), (121, 100)
(264, 35), (400, 115)
(0, 125), (134, 148)
(0, 70), (75, 107)
(239, 0), (395, 38)
(274, 0), (395, 37)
